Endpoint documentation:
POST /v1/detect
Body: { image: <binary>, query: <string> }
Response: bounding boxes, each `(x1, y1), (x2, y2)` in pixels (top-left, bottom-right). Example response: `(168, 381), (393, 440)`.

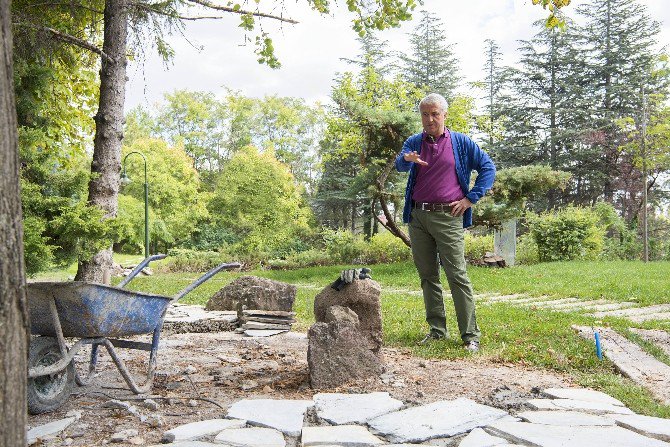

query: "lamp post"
(121, 151), (149, 259)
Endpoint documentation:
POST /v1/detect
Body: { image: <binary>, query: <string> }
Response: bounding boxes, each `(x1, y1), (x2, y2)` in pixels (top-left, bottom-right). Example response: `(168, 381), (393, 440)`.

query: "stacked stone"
(240, 310), (296, 331)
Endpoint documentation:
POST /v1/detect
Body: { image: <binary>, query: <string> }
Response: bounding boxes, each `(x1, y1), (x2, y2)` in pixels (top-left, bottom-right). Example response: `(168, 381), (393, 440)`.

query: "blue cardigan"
(395, 131), (496, 228)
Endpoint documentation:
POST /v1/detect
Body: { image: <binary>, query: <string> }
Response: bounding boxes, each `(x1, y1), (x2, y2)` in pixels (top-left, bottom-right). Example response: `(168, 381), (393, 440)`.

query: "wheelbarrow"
(26, 255), (240, 414)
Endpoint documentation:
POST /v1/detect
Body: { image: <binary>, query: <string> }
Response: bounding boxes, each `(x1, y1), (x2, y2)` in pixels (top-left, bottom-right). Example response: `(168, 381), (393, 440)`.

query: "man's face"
(420, 103), (447, 138)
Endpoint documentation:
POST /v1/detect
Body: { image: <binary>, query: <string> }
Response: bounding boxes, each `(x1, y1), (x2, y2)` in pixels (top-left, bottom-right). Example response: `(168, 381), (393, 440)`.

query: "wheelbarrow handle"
(117, 254), (168, 288)
(172, 262), (241, 302)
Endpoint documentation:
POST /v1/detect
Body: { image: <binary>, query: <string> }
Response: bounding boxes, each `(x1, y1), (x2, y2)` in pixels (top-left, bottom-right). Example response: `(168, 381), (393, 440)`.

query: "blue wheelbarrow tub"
(27, 282), (172, 338)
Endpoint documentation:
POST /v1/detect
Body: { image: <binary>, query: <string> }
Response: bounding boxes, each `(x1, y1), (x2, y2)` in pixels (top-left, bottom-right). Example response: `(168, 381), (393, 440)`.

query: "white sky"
(125, 0), (670, 111)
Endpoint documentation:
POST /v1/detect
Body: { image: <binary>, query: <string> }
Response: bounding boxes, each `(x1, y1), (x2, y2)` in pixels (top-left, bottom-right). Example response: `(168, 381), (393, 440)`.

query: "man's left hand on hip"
(448, 197), (473, 217)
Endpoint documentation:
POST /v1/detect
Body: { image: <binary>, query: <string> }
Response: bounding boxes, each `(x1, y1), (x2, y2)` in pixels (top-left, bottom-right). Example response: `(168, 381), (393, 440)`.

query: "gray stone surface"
(486, 420), (670, 447)
(494, 219), (516, 266)
(213, 427), (286, 447)
(243, 329), (288, 337)
(517, 410), (615, 426)
(243, 310), (295, 317)
(164, 304), (238, 334)
(590, 303), (670, 318)
(162, 418), (246, 442)
(227, 399), (312, 436)
(241, 322), (292, 330)
(367, 398), (508, 443)
(313, 392), (404, 424)
(612, 413), (670, 442)
(301, 425), (384, 446)
(542, 388), (625, 406)
(458, 427), (509, 446)
(27, 417), (77, 444)
(313, 278), (383, 354)
(526, 297), (581, 307)
(525, 398), (634, 415)
(629, 311), (670, 322)
(149, 443), (218, 447)
(206, 276), (297, 313)
(478, 293), (528, 302)
(308, 306), (383, 389)
(630, 329), (670, 357)
(574, 326), (670, 404)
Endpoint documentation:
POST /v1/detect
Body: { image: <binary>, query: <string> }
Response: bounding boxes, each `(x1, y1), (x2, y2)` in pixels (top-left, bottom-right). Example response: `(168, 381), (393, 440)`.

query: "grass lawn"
(37, 259), (670, 417)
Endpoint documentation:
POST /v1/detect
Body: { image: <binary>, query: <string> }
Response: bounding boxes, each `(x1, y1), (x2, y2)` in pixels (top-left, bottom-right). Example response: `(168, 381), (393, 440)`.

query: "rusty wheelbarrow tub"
(26, 254), (240, 414)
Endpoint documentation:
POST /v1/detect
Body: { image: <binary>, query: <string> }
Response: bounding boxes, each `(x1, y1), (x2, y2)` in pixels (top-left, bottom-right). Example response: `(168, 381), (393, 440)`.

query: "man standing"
(396, 93), (495, 352)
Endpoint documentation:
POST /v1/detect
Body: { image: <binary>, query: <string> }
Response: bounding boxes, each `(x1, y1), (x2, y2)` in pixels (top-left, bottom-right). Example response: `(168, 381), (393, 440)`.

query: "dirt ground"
(28, 330), (573, 446)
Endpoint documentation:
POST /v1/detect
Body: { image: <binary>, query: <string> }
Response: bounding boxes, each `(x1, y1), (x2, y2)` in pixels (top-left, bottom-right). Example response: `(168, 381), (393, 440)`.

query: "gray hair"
(419, 93), (448, 113)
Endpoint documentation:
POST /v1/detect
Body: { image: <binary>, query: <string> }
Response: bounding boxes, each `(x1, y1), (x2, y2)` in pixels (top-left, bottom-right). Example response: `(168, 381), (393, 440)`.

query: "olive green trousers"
(408, 208), (480, 342)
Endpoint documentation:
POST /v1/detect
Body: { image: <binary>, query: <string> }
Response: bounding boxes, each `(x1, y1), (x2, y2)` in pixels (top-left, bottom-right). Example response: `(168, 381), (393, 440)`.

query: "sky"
(125, 0), (670, 111)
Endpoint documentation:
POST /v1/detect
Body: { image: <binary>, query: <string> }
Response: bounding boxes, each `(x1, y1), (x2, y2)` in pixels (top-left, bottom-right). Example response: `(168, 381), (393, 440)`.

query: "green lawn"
(37, 259), (670, 417)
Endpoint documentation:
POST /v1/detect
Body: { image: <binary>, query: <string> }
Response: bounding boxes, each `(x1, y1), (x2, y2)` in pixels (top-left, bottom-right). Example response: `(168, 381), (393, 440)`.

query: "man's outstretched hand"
(449, 197), (473, 217)
(404, 151), (428, 166)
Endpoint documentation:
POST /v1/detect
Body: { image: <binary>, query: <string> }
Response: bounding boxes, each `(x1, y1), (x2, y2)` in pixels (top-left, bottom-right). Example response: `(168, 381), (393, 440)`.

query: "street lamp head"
(120, 171), (131, 185)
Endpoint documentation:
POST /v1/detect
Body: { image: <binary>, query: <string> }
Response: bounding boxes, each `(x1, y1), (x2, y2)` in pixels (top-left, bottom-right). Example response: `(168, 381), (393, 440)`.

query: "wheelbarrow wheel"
(27, 336), (75, 414)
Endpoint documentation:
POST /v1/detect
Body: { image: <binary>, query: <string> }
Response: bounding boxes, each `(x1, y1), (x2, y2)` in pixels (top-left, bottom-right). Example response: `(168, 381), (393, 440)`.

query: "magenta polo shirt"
(411, 130), (465, 203)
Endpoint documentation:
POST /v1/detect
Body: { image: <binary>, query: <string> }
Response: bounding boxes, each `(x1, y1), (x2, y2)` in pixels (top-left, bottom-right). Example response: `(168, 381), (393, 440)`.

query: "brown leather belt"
(412, 201), (453, 212)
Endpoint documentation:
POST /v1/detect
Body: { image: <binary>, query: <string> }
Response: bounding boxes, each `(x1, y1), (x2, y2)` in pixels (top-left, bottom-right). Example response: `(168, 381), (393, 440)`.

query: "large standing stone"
(313, 392), (404, 424)
(226, 399), (313, 437)
(206, 276), (297, 313)
(308, 306), (383, 389)
(367, 398), (508, 443)
(486, 420), (670, 447)
(313, 278), (382, 353)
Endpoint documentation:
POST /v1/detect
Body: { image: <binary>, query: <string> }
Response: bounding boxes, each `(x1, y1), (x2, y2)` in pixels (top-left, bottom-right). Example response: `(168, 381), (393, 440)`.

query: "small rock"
(241, 379), (259, 390)
(142, 399), (159, 411)
(103, 400), (133, 411)
(110, 429), (139, 443)
(380, 373), (394, 384)
(183, 365), (198, 375)
(146, 415), (164, 428)
(65, 410), (82, 420)
(63, 439), (73, 446)
(188, 399), (198, 407)
(263, 385), (274, 393)
(418, 360), (427, 368)
(128, 436), (145, 445)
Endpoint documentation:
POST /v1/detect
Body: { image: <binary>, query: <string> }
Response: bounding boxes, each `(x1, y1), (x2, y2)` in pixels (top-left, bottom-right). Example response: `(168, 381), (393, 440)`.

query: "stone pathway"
(86, 387), (669, 446)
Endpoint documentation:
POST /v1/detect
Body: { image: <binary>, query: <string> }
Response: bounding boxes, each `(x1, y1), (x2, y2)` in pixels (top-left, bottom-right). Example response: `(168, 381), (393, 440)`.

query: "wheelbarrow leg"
(75, 343), (100, 387)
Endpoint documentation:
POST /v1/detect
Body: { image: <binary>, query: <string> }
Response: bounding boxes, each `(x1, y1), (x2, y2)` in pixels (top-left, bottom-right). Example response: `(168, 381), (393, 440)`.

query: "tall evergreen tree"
(479, 39), (509, 152)
(400, 10), (461, 100)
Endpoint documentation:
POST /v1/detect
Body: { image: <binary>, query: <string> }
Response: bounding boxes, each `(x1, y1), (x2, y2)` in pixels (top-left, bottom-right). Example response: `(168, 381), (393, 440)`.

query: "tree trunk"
(0, 0), (29, 443)
(75, 0), (128, 282)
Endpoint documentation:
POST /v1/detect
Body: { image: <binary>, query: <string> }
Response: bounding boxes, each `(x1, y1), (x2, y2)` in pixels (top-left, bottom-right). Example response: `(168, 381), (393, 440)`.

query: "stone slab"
(27, 417), (76, 444)
(313, 392), (404, 424)
(301, 425), (384, 447)
(517, 410), (615, 426)
(458, 427), (509, 446)
(576, 302), (635, 312)
(486, 420), (670, 447)
(629, 311), (670, 322)
(480, 294), (532, 303)
(590, 304), (670, 318)
(244, 329), (288, 337)
(525, 398), (633, 415)
(241, 322), (292, 330)
(149, 442), (219, 447)
(227, 399), (313, 436)
(367, 398), (508, 443)
(214, 427), (285, 447)
(542, 388), (624, 406)
(612, 413), (670, 442)
(243, 310), (296, 317)
(546, 299), (611, 309)
(574, 326), (670, 404)
(242, 316), (297, 324)
(630, 329), (670, 357)
(525, 297), (581, 307)
(162, 418), (246, 442)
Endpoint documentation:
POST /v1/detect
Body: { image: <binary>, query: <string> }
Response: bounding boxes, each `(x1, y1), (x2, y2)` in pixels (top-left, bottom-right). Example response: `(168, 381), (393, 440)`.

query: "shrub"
(266, 249), (332, 270)
(158, 248), (230, 273)
(528, 207), (604, 262)
(516, 233), (540, 265)
(362, 231), (412, 264)
(464, 232), (493, 262)
(322, 228), (366, 264)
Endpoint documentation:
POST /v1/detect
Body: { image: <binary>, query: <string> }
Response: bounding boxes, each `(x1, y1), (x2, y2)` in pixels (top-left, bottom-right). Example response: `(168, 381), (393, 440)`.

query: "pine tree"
(400, 10), (461, 99)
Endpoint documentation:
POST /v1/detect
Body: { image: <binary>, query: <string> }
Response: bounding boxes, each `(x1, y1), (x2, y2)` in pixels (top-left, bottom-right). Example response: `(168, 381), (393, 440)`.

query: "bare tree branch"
(184, 0), (298, 24)
(375, 155), (411, 247)
(14, 22), (112, 63)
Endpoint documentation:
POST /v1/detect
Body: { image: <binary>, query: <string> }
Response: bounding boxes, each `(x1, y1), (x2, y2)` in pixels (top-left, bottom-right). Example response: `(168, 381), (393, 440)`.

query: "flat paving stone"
(149, 442), (219, 447)
(525, 297), (581, 307)
(630, 329), (670, 357)
(486, 420), (670, 447)
(301, 425), (384, 446)
(243, 329), (289, 337)
(525, 398), (633, 415)
(542, 387), (625, 406)
(574, 326), (670, 404)
(214, 427), (285, 447)
(577, 302), (635, 312)
(629, 311), (670, 322)
(313, 392), (404, 424)
(227, 399), (313, 436)
(517, 410), (615, 426)
(367, 398), (508, 443)
(612, 413), (670, 442)
(27, 416), (77, 444)
(162, 419), (246, 442)
(590, 303), (670, 318)
(458, 427), (509, 446)
(479, 294), (528, 303)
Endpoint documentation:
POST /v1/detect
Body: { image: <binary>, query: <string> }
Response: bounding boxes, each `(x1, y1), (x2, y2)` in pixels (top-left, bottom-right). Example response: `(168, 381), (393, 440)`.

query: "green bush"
(516, 233), (540, 265)
(158, 248), (230, 273)
(528, 207), (604, 262)
(266, 249), (332, 270)
(362, 231), (411, 264)
(322, 228), (366, 264)
(464, 232), (493, 262)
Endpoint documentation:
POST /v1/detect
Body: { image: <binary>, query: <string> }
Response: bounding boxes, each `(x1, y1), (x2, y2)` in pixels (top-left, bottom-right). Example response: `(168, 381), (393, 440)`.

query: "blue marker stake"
(594, 331), (603, 360)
